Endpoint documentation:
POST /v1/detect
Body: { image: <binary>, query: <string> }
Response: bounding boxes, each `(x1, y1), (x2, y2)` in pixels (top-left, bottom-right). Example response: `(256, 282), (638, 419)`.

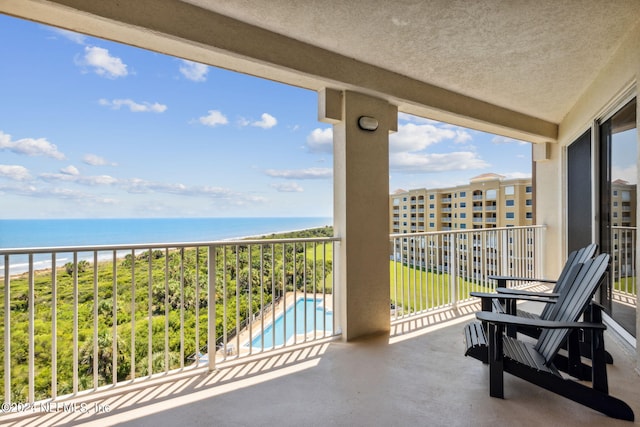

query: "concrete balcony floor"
(5, 302), (640, 427)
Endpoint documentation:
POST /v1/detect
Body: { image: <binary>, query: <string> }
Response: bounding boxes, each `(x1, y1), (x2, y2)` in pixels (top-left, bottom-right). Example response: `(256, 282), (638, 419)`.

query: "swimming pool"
(245, 297), (334, 350)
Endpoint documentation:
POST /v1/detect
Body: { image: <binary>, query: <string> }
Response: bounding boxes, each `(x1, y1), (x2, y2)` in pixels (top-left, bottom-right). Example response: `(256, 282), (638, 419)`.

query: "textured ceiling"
(186, 0), (640, 123)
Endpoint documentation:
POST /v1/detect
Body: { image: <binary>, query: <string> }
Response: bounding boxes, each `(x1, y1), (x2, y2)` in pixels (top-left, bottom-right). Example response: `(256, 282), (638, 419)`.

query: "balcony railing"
(0, 224), (573, 408)
(612, 226), (637, 300)
(389, 225), (545, 319)
(0, 236), (339, 404)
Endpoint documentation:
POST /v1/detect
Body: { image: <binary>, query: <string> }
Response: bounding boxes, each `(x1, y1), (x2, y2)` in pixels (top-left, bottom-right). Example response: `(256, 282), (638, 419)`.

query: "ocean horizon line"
(0, 217), (333, 275)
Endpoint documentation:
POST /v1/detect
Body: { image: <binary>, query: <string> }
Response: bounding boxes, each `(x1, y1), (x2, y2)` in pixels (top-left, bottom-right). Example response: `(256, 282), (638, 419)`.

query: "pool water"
(246, 297), (334, 350)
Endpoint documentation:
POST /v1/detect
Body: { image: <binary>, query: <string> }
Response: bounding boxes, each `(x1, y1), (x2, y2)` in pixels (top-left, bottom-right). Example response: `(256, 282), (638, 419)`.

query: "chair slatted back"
(539, 243), (598, 319)
(534, 253), (609, 364)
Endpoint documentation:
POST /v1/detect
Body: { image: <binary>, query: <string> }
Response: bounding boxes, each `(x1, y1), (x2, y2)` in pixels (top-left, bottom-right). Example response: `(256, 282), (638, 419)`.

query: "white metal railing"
(611, 226), (637, 300)
(390, 225), (545, 319)
(0, 236), (338, 404)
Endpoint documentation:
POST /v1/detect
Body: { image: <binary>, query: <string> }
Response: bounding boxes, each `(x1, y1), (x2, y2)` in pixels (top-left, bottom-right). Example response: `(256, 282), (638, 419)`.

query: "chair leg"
(504, 299), (517, 337)
(566, 329), (585, 379)
(488, 323), (504, 398)
(583, 302), (614, 364)
(591, 328), (608, 394)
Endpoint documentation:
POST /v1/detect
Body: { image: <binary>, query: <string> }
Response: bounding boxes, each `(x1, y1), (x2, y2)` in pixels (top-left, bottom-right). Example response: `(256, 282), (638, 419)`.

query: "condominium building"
(611, 179), (637, 277)
(390, 173), (533, 234)
(611, 179), (636, 228)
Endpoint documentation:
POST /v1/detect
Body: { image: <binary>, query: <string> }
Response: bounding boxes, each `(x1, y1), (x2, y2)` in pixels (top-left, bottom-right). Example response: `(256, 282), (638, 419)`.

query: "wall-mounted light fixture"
(358, 116), (378, 131)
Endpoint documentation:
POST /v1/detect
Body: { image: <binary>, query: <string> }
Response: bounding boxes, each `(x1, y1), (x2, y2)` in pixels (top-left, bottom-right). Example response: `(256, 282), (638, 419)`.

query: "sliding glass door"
(599, 98), (637, 338)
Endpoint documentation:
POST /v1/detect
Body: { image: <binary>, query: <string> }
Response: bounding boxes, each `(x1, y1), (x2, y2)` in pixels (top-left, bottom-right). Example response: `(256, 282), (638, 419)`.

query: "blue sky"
(0, 14), (532, 219)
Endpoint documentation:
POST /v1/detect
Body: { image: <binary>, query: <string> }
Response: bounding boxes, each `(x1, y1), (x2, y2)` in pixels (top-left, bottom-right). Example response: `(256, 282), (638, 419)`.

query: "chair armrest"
(476, 311), (607, 330)
(488, 275), (557, 285)
(589, 300), (606, 311)
(470, 291), (557, 304)
(496, 287), (560, 298)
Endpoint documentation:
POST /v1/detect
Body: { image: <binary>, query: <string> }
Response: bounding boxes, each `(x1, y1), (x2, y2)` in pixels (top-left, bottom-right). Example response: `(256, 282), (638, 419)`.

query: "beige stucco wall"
(536, 20), (640, 370)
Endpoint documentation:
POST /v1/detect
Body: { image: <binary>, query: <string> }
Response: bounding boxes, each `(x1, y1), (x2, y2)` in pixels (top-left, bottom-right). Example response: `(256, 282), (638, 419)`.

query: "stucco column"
(319, 89), (397, 341)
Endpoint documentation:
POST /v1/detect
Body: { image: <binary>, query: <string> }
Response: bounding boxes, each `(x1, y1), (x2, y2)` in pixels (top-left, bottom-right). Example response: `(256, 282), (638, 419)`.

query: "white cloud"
(0, 165), (31, 181)
(306, 128), (333, 153)
(0, 182), (114, 203)
(0, 130), (65, 160)
(387, 122), (491, 173)
(120, 179), (267, 205)
(502, 172), (533, 179)
(47, 187), (94, 200)
(252, 113), (277, 129)
(454, 129), (472, 144)
(397, 114), (472, 144)
(179, 60), (209, 82)
(198, 110), (229, 127)
(390, 151), (490, 173)
(83, 154), (116, 166)
(78, 46), (128, 78)
(237, 117), (251, 127)
(271, 182), (304, 192)
(35, 169), (249, 200)
(264, 167), (332, 180)
(613, 165), (638, 185)
(39, 172), (119, 186)
(390, 123), (458, 153)
(99, 98), (167, 113)
(119, 178), (234, 198)
(238, 113), (278, 129)
(60, 165), (80, 176)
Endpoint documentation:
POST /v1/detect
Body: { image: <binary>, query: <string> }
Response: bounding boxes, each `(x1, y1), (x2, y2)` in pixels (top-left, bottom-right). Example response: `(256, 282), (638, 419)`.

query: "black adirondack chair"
(467, 260), (596, 378)
(466, 254), (634, 421)
(471, 243), (611, 365)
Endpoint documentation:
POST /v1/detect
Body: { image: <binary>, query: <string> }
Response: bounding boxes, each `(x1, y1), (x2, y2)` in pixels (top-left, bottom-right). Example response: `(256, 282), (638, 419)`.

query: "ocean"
(0, 217), (332, 274)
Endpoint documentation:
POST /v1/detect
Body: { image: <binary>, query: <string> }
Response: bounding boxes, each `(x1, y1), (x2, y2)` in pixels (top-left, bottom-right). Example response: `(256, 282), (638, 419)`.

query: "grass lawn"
(614, 276), (638, 295)
(390, 261), (493, 312)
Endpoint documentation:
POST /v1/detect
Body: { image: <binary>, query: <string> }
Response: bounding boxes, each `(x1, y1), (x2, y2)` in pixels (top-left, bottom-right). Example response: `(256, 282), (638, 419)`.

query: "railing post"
(537, 226), (545, 280)
(500, 229), (509, 281)
(207, 245), (216, 371)
(73, 252), (79, 394)
(28, 254), (35, 403)
(3, 255), (9, 404)
(450, 232), (458, 308)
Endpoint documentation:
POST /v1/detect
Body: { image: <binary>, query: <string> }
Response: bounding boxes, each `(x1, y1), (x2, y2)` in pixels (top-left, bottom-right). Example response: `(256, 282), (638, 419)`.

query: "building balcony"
(1, 0), (639, 423)
(2, 225), (638, 425)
